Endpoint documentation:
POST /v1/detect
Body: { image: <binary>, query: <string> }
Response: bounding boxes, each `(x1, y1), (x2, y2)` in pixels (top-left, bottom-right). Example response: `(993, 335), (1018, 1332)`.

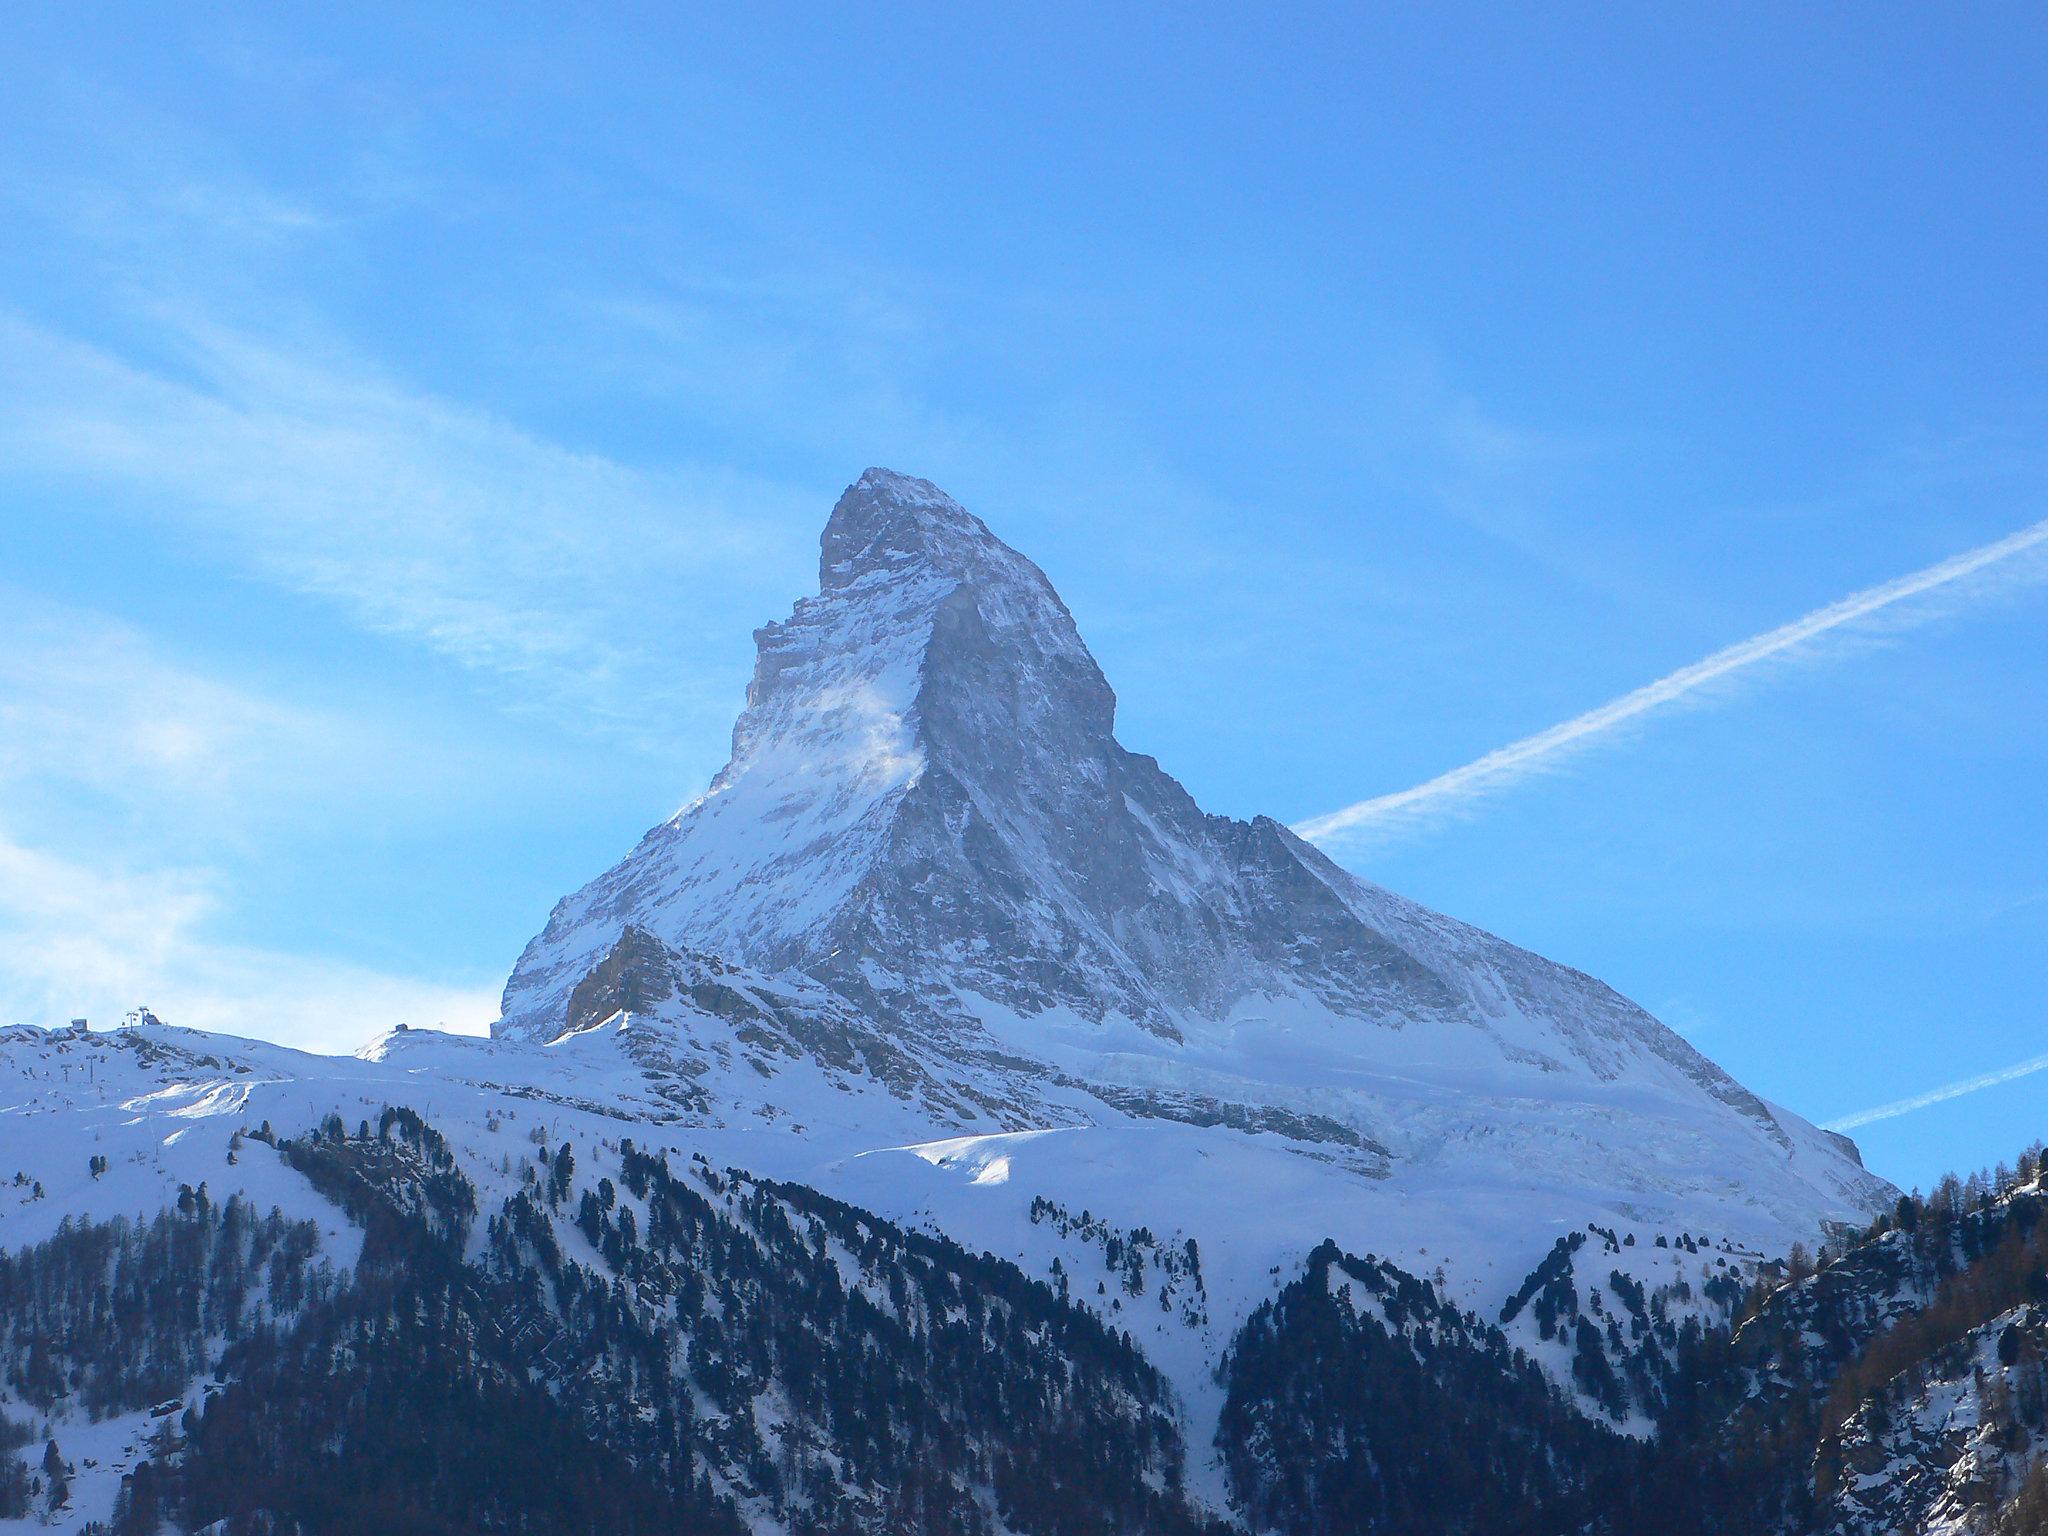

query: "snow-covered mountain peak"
(804, 464), (1115, 727)
(495, 469), (1889, 1272)
(500, 467), (1127, 1039)
(822, 467), (1017, 587)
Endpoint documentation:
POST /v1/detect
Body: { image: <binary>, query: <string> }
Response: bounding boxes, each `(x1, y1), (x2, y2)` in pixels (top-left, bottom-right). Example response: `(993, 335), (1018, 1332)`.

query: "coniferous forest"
(4, 1106), (2047, 1534)
(0, 1106), (1222, 1536)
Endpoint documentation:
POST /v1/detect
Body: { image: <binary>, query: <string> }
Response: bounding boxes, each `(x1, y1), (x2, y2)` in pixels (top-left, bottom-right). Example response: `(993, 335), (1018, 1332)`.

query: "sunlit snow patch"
(866, 1127), (1073, 1187)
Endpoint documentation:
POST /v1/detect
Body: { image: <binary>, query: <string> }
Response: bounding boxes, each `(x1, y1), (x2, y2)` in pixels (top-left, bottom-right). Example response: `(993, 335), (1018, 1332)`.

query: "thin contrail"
(1295, 515), (2048, 846)
(1825, 1049), (2048, 1132)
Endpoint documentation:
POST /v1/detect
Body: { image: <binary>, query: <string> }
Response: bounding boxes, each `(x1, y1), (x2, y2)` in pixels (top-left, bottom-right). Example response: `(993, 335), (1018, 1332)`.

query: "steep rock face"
(1819, 1302), (2048, 1536)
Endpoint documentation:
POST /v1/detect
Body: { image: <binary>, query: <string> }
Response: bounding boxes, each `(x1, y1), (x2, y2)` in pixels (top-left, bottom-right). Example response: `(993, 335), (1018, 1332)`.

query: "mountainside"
(0, 1027), (1220, 1535)
(0, 469), (1932, 1534)
(501, 467), (1887, 1248)
(0, 1022), (2027, 1536)
(1630, 1159), (2048, 1536)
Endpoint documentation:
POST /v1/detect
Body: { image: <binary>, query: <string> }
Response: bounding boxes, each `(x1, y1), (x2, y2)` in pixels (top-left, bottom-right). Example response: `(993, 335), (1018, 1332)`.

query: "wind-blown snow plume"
(1825, 1048), (2048, 1132)
(1296, 515), (2048, 846)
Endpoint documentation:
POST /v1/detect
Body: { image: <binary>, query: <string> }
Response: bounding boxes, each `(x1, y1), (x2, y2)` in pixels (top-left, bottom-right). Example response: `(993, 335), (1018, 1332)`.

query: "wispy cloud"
(0, 596), (615, 1052)
(1296, 514), (2048, 847)
(0, 585), (509, 1061)
(0, 593), (339, 812)
(0, 828), (498, 1052)
(0, 312), (808, 743)
(0, 590), (579, 851)
(1825, 1049), (2048, 1132)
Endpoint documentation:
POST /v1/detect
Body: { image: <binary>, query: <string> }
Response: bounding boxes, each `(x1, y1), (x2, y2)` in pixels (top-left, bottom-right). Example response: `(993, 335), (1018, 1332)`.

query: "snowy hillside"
(0, 1008), (1872, 1532)
(0, 470), (1911, 1533)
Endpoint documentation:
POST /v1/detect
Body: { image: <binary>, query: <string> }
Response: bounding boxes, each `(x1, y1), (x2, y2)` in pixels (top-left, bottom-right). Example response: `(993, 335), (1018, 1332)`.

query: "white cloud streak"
(1296, 515), (2048, 846)
(1825, 1049), (2048, 1132)
(0, 312), (806, 742)
(0, 594), (339, 811)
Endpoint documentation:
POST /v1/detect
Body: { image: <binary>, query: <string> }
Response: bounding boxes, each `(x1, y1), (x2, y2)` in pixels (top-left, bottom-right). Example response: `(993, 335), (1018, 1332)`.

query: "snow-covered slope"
(498, 467), (1888, 1230)
(0, 1007), (1867, 1522)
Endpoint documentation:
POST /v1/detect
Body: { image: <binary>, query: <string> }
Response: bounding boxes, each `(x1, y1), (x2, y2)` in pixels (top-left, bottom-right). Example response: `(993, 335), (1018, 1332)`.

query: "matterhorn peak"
(819, 467), (1006, 590)
(493, 466), (1886, 1267)
(769, 466), (1111, 724)
(499, 469), (1117, 1038)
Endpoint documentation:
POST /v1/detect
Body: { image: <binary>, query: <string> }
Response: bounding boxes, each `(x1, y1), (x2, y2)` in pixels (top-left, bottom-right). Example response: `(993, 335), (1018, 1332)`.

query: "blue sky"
(0, 5), (2042, 1193)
